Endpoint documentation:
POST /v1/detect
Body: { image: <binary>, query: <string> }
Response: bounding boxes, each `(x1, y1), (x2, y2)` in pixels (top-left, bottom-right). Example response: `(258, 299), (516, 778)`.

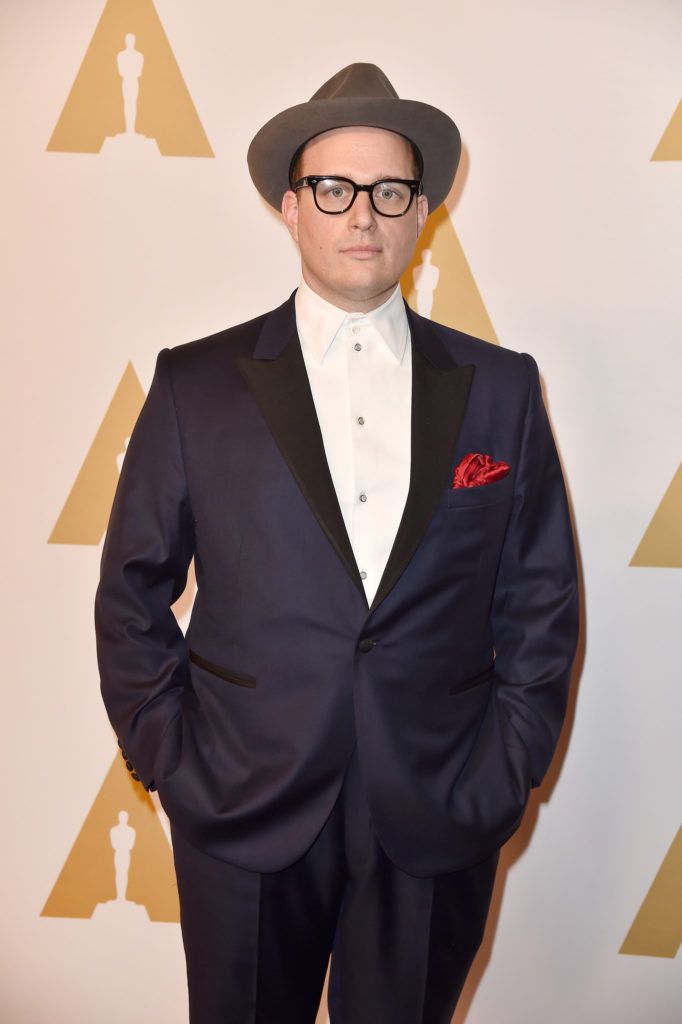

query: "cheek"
(299, 219), (329, 257)
(386, 225), (415, 266)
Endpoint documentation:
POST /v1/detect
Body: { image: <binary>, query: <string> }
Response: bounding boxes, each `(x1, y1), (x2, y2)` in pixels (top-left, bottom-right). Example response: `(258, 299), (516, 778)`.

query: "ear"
(416, 193), (429, 238)
(281, 189), (299, 242)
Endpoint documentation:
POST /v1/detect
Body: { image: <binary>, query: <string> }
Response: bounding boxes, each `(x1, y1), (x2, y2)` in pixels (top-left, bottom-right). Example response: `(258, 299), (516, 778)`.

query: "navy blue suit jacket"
(95, 293), (579, 876)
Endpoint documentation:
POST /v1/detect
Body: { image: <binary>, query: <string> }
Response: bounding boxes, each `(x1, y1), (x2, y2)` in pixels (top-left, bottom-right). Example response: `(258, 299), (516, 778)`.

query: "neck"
(300, 271), (399, 314)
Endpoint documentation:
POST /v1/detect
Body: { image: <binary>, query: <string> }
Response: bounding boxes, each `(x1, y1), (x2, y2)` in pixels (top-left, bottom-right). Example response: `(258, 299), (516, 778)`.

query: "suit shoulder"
(166, 308), (270, 373)
(432, 317), (525, 365)
(415, 312), (535, 387)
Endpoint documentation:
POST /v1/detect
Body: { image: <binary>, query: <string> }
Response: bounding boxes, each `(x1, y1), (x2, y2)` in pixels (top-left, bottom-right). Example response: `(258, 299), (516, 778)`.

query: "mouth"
(342, 246), (382, 260)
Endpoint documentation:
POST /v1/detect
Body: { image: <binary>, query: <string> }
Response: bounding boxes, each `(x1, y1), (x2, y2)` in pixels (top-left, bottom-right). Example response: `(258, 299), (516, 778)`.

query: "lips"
(343, 246), (382, 259)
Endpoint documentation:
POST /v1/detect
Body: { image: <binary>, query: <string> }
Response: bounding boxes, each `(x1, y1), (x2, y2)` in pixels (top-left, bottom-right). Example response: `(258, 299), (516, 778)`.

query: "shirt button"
(357, 416), (365, 425)
(354, 342), (362, 351)
(360, 570), (367, 580)
(359, 492), (367, 502)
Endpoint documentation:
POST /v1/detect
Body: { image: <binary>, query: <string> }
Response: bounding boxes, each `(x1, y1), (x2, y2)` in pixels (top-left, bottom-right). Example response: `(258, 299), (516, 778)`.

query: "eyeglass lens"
(314, 178), (414, 216)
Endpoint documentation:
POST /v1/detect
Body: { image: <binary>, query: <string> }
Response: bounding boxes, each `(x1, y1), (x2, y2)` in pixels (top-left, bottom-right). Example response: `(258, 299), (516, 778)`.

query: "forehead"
(298, 126), (414, 176)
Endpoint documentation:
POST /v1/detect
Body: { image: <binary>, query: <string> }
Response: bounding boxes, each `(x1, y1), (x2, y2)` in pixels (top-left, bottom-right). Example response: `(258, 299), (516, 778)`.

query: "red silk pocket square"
(452, 452), (510, 489)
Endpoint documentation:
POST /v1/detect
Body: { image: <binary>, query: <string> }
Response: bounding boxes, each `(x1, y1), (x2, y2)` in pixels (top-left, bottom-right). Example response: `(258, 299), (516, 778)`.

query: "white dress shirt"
(295, 278), (412, 606)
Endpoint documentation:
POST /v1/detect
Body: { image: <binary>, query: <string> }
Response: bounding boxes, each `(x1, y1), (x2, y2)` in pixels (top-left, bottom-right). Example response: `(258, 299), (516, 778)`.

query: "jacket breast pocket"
(189, 649), (257, 688)
(445, 475), (513, 509)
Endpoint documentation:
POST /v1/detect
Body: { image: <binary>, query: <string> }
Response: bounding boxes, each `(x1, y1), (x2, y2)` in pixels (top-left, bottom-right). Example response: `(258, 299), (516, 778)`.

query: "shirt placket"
(347, 316), (380, 594)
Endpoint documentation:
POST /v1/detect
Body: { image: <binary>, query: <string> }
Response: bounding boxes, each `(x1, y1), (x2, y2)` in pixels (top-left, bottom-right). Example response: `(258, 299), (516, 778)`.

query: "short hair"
(288, 134), (423, 188)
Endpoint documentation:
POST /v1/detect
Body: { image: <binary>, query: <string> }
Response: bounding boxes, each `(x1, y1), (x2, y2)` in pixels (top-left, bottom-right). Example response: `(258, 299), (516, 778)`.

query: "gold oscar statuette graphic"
(41, 750), (179, 923)
(401, 205), (498, 344)
(651, 100), (682, 161)
(630, 463), (682, 568)
(620, 827), (682, 958)
(49, 362), (145, 546)
(47, 0), (213, 157)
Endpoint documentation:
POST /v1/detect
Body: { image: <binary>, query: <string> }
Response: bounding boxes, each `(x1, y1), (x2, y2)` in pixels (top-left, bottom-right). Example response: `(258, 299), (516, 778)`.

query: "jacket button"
(358, 638), (377, 653)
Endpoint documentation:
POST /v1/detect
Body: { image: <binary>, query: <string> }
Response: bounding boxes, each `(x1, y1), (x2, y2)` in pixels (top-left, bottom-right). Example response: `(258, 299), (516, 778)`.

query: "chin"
(340, 273), (393, 299)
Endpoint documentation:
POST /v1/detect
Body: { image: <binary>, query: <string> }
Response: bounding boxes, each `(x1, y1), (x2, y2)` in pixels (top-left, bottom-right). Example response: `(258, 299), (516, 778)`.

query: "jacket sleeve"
(94, 348), (195, 791)
(491, 352), (579, 787)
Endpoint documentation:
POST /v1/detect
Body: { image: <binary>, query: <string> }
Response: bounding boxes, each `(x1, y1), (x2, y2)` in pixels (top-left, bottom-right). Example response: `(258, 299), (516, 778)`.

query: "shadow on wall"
(401, 147), (499, 345)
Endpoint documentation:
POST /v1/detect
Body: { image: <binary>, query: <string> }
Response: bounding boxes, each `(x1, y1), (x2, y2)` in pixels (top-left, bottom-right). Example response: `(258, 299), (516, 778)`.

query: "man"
(96, 63), (579, 1023)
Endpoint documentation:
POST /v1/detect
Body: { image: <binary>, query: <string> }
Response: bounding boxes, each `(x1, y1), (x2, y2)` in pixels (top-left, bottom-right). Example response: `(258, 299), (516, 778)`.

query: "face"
(281, 126), (428, 313)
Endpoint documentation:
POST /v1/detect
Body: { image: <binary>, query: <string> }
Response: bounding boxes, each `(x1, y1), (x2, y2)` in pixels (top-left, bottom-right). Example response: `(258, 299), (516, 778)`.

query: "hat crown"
(248, 63), (460, 212)
(310, 63), (399, 102)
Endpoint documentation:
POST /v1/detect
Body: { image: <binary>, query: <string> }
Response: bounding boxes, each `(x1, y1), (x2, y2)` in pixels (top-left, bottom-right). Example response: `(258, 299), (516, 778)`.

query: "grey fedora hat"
(247, 63), (461, 212)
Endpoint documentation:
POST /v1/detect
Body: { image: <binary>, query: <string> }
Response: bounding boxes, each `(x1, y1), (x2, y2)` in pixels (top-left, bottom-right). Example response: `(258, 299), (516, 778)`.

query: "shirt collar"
(295, 278), (409, 365)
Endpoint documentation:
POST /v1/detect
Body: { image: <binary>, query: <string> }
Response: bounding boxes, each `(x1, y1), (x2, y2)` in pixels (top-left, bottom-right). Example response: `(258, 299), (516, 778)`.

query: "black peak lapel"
(369, 312), (474, 613)
(236, 305), (365, 601)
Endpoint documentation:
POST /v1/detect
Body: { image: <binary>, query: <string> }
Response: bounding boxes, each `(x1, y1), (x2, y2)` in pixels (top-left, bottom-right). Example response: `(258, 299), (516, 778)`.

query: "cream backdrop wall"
(1, 0), (680, 1021)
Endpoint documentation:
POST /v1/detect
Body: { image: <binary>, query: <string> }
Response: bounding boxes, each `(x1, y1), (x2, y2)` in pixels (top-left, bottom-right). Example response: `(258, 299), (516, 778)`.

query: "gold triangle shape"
(630, 463), (682, 568)
(620, 826), (682, 958)
(47, 0), (213, 156)
(41, 750), (179, 922)
(48, 362), (145, 546)
(401, 205), (498, 344)
(651, 100), (682, 161)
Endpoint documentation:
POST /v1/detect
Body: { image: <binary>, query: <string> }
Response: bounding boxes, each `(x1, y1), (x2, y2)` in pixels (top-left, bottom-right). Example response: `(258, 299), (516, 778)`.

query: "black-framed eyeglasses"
(292, 176), (423, 217)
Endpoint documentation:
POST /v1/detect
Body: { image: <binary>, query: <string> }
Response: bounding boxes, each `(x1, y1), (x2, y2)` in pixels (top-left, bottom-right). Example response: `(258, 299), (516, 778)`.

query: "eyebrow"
(306, 172), (413, 181)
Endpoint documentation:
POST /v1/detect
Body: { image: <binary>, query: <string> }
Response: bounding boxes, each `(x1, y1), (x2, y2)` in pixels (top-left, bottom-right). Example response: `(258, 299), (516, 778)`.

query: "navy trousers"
(170, 745), (499, 1023)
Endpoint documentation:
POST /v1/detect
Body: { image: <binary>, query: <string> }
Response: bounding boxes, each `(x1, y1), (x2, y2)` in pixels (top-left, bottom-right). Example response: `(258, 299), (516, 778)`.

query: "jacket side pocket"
(189, 649), (257, 688)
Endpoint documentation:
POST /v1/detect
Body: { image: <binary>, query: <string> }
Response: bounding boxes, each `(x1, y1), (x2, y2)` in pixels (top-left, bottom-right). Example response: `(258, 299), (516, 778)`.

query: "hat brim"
(247, 96), (461, 212)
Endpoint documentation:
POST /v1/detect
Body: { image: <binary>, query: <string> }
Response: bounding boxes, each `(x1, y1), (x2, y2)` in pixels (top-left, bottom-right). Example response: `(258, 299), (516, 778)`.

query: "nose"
(348, 189), (376, 231)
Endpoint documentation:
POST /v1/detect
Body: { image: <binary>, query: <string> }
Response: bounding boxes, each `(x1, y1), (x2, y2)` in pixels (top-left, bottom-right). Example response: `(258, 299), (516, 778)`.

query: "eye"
(373, 181), (408, 206)
(319, 179), (351, 199)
